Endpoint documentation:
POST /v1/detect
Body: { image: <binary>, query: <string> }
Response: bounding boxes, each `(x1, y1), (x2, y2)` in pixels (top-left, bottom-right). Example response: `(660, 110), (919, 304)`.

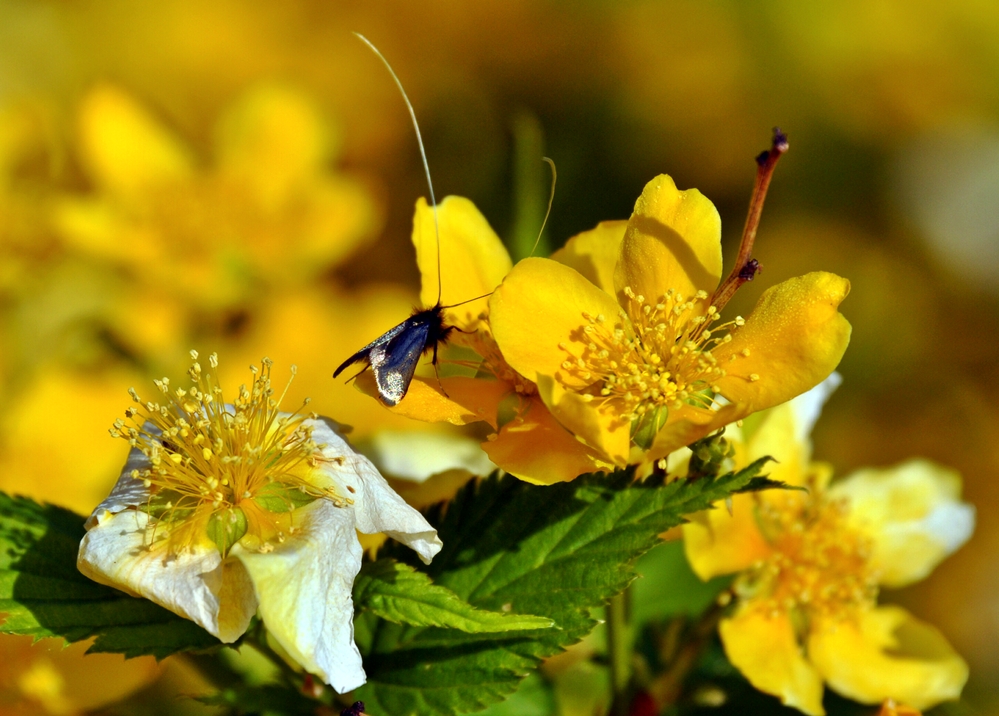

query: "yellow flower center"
(738, 489), (878, 626)
(558, 287), (749, 429)
(110, 352), (347, 556)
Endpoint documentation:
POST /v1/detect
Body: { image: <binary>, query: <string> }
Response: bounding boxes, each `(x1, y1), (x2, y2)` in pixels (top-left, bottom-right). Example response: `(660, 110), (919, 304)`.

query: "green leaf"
(355, 459), (770, 716)
(0, 491), (220, 658)
(632, 540), (729, 624)
(354, 559), (554, 633)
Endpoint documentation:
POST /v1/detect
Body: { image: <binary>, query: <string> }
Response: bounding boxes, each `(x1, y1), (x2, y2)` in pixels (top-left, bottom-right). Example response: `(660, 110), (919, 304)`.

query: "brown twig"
(710, 128), (789, 313)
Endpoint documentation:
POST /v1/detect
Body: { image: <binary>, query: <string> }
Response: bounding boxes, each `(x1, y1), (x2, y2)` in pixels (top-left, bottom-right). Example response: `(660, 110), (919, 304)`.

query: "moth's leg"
(346, 363), (371, 384)
(431, 343), (450, 398)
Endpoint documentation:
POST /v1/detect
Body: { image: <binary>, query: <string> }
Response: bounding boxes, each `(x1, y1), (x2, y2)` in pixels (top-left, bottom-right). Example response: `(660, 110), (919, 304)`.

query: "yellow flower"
(0, 367), (137, 515)
(0, 634), (161, 716)
(53, 83), (379, 324)
(77, 354), (441, 693)
(489, 174), (852, 468)
(682, 378), (972, 714)
(355, 196), (611, 484)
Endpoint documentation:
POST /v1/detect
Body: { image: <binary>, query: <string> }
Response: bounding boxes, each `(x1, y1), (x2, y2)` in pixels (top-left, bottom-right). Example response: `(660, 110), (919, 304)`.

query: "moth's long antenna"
(354, 33), (442, 305)
(528, 157), (557, 258)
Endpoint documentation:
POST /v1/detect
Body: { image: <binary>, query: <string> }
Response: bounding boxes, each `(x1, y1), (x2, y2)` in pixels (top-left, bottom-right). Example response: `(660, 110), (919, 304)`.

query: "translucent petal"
(234, 501), (365, 694)
(309, 418), (442, 564)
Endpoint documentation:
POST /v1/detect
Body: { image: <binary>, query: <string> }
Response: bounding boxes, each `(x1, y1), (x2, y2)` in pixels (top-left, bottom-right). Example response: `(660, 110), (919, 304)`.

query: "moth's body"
(333, 303), (454, 406)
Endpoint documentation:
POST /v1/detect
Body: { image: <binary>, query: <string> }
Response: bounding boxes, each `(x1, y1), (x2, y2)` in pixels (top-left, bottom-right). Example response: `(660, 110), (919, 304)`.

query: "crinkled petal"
(309, 418), (442, 564)
(613, 175), (723, 308)
(234, 500), (364, 693)
(682, 493), (771, 580)
(719, 605), (825, 716)
(78, 85), (193, 199)
(216, 83), (332, 203)
(711, 272), (851, 418)
(808, 606), (968, 710)
(828, 460), (974, 588)
(482, 395), (609, 484)
(490, 257), (621, 392)
(83, 445), (154, 528)
(414, 196), (511, 329)
(551, 220), (628, 295)
(77, 509), (256, 643)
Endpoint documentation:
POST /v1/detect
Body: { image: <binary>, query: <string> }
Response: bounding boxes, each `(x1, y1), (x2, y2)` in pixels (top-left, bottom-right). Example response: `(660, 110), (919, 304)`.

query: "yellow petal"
(550, 220), (628, 295)
(414, 196), (512, 329)
(712, 271), (852, 416)
(537, 375), (630, 466)
(808, 606), (968, 710)
(482, 396), (608, 484)
(682, 493), (771, 580)
(361, 373), (510, 428)
(828, 460), (974, 588)
(744, 401), (811, 488)
(719, 605), (826, 716)
(646, 402), (742, 462)
(490, 257), (621, 391)
(78, 85), (193, 198)
(614, 174), (723, 308)
(216, 83), (333, 204)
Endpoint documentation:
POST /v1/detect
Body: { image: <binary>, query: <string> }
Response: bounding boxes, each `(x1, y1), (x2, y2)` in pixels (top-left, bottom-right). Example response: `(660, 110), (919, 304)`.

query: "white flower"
(77, 355), (441, 693)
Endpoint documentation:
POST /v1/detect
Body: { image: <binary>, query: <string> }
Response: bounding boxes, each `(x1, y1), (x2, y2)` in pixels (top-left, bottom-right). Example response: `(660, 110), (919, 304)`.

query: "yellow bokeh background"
(0, 1), (997, 712)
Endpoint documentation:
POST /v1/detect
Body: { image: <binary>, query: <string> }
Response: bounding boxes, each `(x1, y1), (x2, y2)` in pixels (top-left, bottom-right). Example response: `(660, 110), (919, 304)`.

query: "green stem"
(606, 588), (632, 716)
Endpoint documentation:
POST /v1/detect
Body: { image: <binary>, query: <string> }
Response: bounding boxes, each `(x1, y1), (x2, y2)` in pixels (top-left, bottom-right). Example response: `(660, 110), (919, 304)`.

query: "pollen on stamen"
(110, 354), (343, 557)
(738, 494), (878, 623)
(557, 288), (752, 428)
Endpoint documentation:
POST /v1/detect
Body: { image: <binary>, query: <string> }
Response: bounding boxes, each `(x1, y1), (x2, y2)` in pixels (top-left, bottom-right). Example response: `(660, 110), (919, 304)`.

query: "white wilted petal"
(78, 360), (443, 694)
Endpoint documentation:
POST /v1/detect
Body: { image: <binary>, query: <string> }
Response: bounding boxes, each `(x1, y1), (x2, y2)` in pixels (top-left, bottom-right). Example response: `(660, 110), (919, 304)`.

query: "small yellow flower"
(77, 353), (441, 692)
(357, 196), (610, 484)
(489, 174), (852, 467)
(682, 378), (972, 714)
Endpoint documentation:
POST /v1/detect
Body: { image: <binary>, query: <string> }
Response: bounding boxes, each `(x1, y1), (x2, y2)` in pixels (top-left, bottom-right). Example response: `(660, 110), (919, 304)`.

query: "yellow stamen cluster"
(558, 288), (747, 424)
(109, 352), (346, 555)
(738, 490), (877, 625)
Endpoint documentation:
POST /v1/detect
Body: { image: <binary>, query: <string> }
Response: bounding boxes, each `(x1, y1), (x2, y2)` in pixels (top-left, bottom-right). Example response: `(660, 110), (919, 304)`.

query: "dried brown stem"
(710, 128), (788, 313)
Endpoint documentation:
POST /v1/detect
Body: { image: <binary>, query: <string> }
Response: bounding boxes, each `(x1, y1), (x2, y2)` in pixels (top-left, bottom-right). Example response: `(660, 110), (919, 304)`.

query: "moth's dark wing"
(369, 319), (432, 406)
(333, 321), (409, 378)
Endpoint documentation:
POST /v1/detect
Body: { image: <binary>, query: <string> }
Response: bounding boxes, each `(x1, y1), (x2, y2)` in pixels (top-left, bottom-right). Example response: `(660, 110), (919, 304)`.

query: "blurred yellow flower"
(78, 354), (441, 692)
(682, 379), (972, 714)
(52, 82), (380, 328)
(0, 634), (160, 716)
(354, 196), (610, 484)
(489, 174), (852, 470)
(0, 367), (135, 514)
